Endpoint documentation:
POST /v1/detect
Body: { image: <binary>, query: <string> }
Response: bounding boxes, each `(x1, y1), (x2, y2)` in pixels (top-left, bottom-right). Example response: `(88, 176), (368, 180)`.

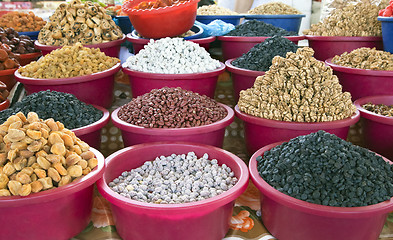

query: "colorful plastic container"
(325, 58), (393, 100)
(122, 62), (225, 98)
(244, 14), (305, 33)
(111, 103), (234, 148)
(354, 95), (393, 160)
(0, 148), (105, 240)
(378, 17), (393, 53)
(249, 142), (393, 240)
(306, 35), (383, 61)
(0, 99), (10, 111)
(17, 52), (42, 66)
(18, 31), (39, 40)
(234, 105), (360, 154)
(97, 142), (249, 240)
(14, 63), (121, 108)
(0, 68), (18, 91)
(196, 15), (243, 25)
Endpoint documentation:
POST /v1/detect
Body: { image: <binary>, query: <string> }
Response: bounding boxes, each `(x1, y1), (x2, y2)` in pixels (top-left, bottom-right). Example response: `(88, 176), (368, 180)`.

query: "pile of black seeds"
(118, 87), (227, 128)
(257, 130), (393, 207)
(232, 36), (299, 71)
(225, 20), (297, 37)
(0, 90), (103, 129)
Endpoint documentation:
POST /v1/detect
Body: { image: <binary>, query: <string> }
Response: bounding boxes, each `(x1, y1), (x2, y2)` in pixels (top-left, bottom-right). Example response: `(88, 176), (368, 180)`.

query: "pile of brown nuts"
(362, 103), (393, 117)
(0, 27), (38, 54)
(332, 48), (393, 70)
(0, 43), (20, 70)
(0, 112), (98, 197)
(247, 2), (302, 15)
(38, 0), (123, 46)
(118, 87), (227, 128)
(238, 47), (357, 122)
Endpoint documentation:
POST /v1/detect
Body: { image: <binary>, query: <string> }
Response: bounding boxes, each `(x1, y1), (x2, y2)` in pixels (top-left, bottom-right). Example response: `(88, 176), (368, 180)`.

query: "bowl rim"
(17, 51), (42, 59)
(111, 102), (234, 135)
(217, 35), (304, 42)
(96, 141), (249, 211)
(0, 148), (105, 207)
(234, 105), (360, 130)
(249, 141), (393, 218)
(378, 16), (393, 21)
(122, 0), (199, 15)
(325, 58), (393, 76)
(0, 99), (10, 110)
(18, 30), (40, 35)
(126, 33), (215, 44)
(305, 35), (383, 41)
(354, 95), (393, 126)
(131, 24), (204, 40)
(243, 14), (306, 18)
(196, 14), (244, 18)
(0, 68), (18, 76)
(225, 58), (266, 76)
(72, 104), (111, 135)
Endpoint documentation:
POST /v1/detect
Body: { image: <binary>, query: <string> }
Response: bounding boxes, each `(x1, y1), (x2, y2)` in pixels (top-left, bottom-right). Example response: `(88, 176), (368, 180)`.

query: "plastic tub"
(225, 58), (265, 102)
(34, 35), (126, 58)
(249, 142), (393, 240)
(14, 63), (121, 108)
(72, 105), (110, 150)
(378, 17), (393, 53)
(114, 16), (134, 34)
(196, 15), (243, 25)
(122, 0), (199, 39)
(354, 95), (393, 160)
(325, 58), (393, 100)
(0, 68), (18, 91)
(111, 103), (234, 148)
(244, 14), (305, 33)
(97, 142), (249, 240)
(0, 148), (105, 240)
(18, 31), (39, 40)
(17, 52), (42, 66)
(306, 35), (383, 61)
(217, 35), (304, 60)
(122, 62), (225, 98)
(234, 105), (360, 154)
(131, 25), (204, 40)
(0, 99), (10, 111)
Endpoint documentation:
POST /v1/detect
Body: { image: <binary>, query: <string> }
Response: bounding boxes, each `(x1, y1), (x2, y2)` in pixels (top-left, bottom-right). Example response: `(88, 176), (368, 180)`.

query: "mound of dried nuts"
(303, 2), (381, 36)
(0, 81), (9, 103)
(0, 112), (98, 197)
(0, 27), (38, 54)
(18, 42), (120, 79)
(38, 0), (123, 46)
(362, 103), (393, 117)
(332, 48), (393, 70)
(0, 43), (20, 70)
(247, 2), (302, 15)
(197, 5), (238, 15)
(0, 11), (46, 33)
(238, 47), (357, 122)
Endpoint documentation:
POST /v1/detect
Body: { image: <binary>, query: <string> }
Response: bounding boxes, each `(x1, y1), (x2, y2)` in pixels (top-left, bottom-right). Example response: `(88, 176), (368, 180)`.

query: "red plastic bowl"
(17, 52), (42, 66)
(0, 68), (18, 91)
(0, 99), (10, 111)
(0, 148), (105, 240)
(354, 95), (393, 160)
(234, 105), (360, 154)
(325, 58), (393, 100)
(122, 0), (199, 39)
(225, 58), (265, 102)
(72, 105), (110, 150)
(97, 142), (249, 240)
(14, 63), (121, 108)
(217, 35), (304, 61)
(34, 35), (126, 58)
(111, 103), (234, 148)
(122, 62), (225, 98)
(306, 35), (383, 61)
(249, 142), (393, 240)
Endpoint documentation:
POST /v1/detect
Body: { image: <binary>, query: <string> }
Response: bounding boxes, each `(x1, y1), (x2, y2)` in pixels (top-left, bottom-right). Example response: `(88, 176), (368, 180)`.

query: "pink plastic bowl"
(34, 35), (126, 58)
(354, 95), (393, 160)
(249, 141), (393, 240)
(122, 62), (225, 98)
(72, 105), (110, 150)
(111, 103), (234, 147)
(0, 148), (105, 240)
(326, 58), (393, 100)
(306, 35), (383, 61)
(225, 58), (265, 102)
(14, 63), (121, 108)
(217, 35), (304, 61)
(234, 105), (360, 154)
(96, 142), (249, 240)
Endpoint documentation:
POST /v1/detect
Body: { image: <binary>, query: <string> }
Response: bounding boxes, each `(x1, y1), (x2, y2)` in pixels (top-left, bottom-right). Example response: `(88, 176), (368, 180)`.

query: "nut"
(67, 165), (82, 178)
(48, 167), (61, 182)
(19, 184), (31, 196)
(31, 180), (43, 193)
(8, 180), (22, 195)
(38, 177), (53, 189)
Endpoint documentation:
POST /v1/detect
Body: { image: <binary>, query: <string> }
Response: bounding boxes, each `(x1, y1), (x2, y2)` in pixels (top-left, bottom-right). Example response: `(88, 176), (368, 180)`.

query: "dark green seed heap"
(225, 20), (297, 37)
(257, 130), (393, 207)
(0, 90), (102, 129)
(232, 36), (299, 72)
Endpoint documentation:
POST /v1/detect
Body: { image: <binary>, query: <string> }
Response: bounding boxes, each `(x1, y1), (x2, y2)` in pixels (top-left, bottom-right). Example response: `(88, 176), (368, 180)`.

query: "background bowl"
(111, 103), (234, 148)
(0, 148), (105, 240)
(196, 15), (243, 25)
(378, 17), (393, 54)
(244, 14), (305, 33)
(306, 35), (383, 61)
(0, 68), (18, 91)
(17, 52), (42, 66)
(354, 95), (393, 160)
(113, 16), (134, 34)
(18, 31), (40, 40)
(97, 142), (249, 240)
(15, 63), (121, 108)
(249, 142), (393, 240)
(234, 105), (360, 154)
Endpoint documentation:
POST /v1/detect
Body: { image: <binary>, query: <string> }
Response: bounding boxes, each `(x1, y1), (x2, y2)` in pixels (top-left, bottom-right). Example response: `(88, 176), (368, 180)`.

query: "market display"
(197, 5), (238, 15)
(0, 43), (20, 70)
(133, 0), (188, 10)
(225, 20), (297, 37)
(362, 102), (393, 117)
(247, 2), (302, 15)
(0, 11), (46, 32)
(0, 27), (38, 54)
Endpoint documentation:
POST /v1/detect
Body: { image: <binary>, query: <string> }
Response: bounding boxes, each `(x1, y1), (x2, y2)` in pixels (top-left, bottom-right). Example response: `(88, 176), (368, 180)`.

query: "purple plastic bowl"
(14, 63), (121, 108)
(225, 58), (265, 102)
(111, 103), (234, 148)
(249, 142), (393, 240)
(96, 142), (249, 240)
(34, 35), (126, 58)
(354, 95), (393, 160)
(217, 35), (304, 61)
(0, 148), (105, 240)
(72, 105), (110, 150)
(234, 105), (360, 154)
(306, 35), (383, 61)
(325, 58), (393, 100)
(122, 62), (225, 98)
